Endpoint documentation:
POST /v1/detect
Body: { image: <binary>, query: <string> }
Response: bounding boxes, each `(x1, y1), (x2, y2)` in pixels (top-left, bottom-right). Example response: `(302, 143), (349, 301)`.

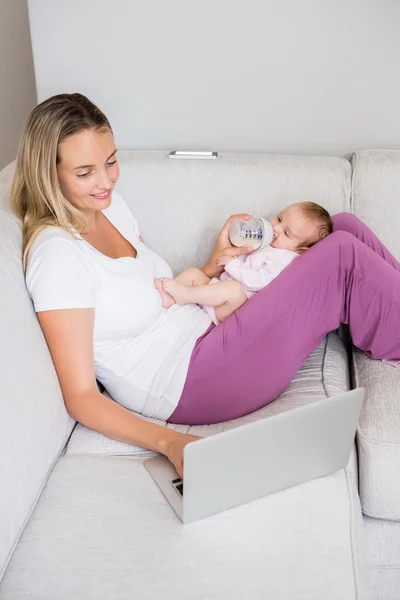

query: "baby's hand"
(217, 255), (235, 267)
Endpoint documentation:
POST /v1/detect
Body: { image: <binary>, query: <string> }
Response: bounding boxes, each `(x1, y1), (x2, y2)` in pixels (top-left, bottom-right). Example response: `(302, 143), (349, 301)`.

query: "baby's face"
(269, 204), (318, 252)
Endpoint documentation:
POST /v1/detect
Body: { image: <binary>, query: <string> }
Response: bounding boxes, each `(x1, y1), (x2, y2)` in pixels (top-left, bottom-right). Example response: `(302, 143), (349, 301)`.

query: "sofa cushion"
(66, 331), (350, 453)
(0, 161), (15, 213)
(351, 149), (400, 261)
(0, 455), (369, 600)
(363, 515), (400, 600)
(115, 151), (351, 274)
(0, 170), (74, 581)
(353, 349), (400, 520)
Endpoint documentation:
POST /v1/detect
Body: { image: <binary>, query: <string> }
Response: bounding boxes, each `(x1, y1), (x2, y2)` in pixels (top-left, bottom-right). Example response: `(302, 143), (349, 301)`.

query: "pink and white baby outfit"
(201, 245), (298, 325)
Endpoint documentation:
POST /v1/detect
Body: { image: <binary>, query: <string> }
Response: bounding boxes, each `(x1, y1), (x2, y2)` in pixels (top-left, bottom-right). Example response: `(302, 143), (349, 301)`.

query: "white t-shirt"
(26, 192), (211, 420)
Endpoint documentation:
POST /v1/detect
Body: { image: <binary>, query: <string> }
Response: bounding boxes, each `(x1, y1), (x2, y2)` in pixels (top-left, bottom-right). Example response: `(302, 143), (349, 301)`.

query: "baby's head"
(269, 202), (332, 253)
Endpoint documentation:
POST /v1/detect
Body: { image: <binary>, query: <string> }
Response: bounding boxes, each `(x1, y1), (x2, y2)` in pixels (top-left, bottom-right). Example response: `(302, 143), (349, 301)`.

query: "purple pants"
(168, 213), (400, 425)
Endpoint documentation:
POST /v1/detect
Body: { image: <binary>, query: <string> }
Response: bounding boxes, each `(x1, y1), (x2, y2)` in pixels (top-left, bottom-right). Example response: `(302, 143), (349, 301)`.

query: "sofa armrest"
(352, 348), (400, 520)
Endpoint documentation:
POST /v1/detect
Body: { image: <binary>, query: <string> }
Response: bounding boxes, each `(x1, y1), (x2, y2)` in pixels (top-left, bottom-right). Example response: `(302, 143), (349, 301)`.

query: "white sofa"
(0, 149), (399, 600)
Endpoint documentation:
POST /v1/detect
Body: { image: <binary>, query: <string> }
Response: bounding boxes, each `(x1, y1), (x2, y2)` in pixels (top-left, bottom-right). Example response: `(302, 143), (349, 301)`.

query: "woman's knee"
(326, 230), (355, 244)
(321, 230), (359, 261)
(332, 212), (362, 234)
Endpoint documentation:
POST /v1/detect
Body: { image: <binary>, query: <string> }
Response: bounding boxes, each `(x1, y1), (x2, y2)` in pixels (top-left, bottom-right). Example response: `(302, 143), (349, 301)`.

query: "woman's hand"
(162, 432), (202, 478)
(217, 255), (235, 267)
(202, 213), (254, 278)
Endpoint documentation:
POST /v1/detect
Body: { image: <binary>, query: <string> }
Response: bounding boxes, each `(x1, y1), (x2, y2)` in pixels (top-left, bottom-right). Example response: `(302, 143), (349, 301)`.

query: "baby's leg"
(174, 267), (211, 287)
(214, 283), (248, 323)
(154, 278), (175, 309)
(155, 268), (211, 309)
(161, 278), (247, 322)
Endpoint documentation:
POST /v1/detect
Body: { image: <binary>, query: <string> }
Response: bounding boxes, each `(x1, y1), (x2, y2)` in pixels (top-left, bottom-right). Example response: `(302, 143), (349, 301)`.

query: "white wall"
(28, 0), (400, 156)
(0, 0), (37, 170)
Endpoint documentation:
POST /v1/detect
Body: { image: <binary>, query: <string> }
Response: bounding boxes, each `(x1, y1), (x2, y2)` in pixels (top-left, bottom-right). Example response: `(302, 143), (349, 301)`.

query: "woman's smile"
(90, 189), (111, 200)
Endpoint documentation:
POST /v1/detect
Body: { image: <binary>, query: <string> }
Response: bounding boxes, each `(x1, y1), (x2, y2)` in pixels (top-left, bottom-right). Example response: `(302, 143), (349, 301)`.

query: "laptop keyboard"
(172, 477), (184, 496)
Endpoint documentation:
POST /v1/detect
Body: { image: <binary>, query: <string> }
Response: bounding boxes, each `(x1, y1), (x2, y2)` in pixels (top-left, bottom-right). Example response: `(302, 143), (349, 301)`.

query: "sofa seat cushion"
(353, 349), (400, 520)
(363, 515), (400, 600)
(0, 454), (369, 600)
(66, 331), (350, 455)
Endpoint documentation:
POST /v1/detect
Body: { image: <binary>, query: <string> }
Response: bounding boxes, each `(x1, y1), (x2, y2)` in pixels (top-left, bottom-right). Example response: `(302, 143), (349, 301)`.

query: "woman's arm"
(38, 307), (198, 476)
(201, 213), (254, 278)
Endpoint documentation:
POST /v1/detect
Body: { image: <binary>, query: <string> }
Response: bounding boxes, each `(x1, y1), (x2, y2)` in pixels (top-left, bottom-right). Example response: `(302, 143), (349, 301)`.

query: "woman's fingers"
(203, 215), (253, 278)
(218, 213), (253, 246)
(216, 247), (253, 268)
(223, 245), (254, 256)
(164, 434), (202, 479)
(175, 457), (184, 479)
(223, 213), (253, 229)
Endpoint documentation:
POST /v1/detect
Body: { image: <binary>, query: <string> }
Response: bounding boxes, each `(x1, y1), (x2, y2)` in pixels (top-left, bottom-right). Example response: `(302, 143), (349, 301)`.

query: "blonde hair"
(298, 201), (333, 248)
(10, 93), (112, 271)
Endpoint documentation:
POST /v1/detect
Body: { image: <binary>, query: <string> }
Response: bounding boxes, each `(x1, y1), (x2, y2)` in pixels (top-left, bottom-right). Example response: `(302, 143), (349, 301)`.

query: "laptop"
(144, 388), (364, 524)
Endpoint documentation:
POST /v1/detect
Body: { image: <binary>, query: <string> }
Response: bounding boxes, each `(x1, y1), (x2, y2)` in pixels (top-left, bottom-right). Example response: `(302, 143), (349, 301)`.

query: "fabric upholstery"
(0, 161), (14, 214)
(0, 455), (369, 600)
(115, 151), (351, 274)
(351, 150), (400, 260)
(352, 349), (400, 521)
(350, 149), (400, 600)
(364, 515), (400, 600)
(0, 204), (74, 581)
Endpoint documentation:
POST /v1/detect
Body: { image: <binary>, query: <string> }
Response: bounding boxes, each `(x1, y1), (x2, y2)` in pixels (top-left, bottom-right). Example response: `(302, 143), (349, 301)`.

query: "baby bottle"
(229, 217), (274, 250)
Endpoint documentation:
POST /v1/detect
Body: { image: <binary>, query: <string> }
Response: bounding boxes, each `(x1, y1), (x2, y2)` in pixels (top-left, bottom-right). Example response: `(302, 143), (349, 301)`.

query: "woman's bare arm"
(37, 307), (198, 475)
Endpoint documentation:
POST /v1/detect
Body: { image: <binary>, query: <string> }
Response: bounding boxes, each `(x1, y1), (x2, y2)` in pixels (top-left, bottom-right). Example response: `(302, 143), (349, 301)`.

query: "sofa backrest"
(114, 151), (352, 274)
(352, 150), (400, 260)
(0, 164), (74, 580)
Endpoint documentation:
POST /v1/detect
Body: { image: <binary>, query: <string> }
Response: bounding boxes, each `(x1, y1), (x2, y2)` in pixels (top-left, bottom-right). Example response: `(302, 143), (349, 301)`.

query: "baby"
(155, 202), (333, 325)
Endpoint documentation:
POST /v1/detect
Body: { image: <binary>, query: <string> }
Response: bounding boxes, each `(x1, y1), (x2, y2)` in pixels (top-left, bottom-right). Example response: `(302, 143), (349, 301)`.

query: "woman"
(11, 93), (400, 477)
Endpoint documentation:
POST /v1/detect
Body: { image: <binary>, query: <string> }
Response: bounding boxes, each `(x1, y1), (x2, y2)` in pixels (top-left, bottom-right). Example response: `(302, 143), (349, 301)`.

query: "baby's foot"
(161, 278), (189, 304)
(154, 278), (175, 309)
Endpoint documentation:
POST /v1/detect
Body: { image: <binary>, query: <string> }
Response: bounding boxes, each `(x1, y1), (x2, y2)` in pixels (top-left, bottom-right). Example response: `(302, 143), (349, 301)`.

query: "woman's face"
(57, 128), (120, 214)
